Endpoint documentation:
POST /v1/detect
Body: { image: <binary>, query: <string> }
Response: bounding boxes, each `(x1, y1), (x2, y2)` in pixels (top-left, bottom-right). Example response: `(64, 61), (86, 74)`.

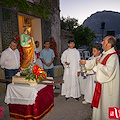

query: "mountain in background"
(82, 10), (120, 44)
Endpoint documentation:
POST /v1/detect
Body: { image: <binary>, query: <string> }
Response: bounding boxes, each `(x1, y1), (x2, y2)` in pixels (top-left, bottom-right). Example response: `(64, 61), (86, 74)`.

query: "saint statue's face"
(24, 27), (31, 35)
(27, 30), (30, 35)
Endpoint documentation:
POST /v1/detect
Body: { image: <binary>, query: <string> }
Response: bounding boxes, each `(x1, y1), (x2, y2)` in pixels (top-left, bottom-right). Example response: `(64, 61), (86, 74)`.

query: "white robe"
(61, 48), (81, 98)
(84, 55), (100, 103)
(86, 48), (119, 120)
(35, 48), (43, 68)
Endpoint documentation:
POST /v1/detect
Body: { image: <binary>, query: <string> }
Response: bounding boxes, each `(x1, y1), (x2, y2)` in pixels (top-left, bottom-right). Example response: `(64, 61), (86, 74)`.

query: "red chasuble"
(91, 52), (117, 108)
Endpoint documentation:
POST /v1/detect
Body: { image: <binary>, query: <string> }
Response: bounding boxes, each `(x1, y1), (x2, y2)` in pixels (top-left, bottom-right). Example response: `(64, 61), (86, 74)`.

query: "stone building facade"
(48, 0), (61, 64)
(61, 29), (74, 54)
(0, 0), (61, 94)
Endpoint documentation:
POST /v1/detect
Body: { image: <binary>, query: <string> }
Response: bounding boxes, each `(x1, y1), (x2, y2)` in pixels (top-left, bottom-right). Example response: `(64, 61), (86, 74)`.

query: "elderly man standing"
(80, 36), (119, 120)
(0, 40), (20, 86)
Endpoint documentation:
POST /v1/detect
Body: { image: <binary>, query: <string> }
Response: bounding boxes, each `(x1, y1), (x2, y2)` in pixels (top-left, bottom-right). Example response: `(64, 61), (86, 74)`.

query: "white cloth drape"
(5, 77), (53, 105)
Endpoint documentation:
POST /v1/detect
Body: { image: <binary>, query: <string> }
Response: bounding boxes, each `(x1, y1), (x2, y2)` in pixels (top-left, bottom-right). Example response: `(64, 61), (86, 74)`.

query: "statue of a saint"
(20, 27), (36, 70)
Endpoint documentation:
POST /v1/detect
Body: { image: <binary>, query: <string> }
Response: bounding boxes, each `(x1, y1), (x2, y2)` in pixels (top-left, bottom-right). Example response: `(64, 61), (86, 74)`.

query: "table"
(4, 78), (54, 120)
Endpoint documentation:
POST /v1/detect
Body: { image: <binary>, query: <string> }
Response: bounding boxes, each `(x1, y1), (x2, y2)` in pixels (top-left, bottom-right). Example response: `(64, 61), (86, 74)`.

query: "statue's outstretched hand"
(28, 39), (32, 44)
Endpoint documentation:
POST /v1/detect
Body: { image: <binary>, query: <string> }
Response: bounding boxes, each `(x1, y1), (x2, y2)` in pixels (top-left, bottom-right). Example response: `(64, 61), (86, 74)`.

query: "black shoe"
(65, 97), (69, 101)
(75, 98), (79, 101)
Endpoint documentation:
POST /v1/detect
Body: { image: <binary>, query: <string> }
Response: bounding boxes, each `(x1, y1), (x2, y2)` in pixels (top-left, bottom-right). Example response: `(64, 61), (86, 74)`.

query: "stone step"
(54, 65), (64, 77)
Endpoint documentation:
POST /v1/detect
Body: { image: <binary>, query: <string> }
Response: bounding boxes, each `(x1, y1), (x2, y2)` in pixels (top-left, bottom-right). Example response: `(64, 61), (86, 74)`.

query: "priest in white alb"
(61, 39), (81, 101)
(80, 36), (119, 120)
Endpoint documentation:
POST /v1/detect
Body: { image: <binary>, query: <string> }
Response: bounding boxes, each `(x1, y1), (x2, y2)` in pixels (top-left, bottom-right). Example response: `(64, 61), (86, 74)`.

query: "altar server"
(35, 41), (43, 68)
(61, 39), (81, 101)
(82, 45), (101, 104)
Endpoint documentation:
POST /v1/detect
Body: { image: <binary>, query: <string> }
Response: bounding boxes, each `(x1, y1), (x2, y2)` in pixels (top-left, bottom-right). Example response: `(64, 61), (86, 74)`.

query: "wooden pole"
(0, 79), (12, 82)
(0, 78), (63, 86)
(44, 78), (64, 82)
(38, 82), (60, 86)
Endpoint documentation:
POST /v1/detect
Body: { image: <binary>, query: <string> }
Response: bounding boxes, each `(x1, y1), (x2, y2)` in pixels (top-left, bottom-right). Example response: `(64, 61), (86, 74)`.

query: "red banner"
(109, 107), (120, 119)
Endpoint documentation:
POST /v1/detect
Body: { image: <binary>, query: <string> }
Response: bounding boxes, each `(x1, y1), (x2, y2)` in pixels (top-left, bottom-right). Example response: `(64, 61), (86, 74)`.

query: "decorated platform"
(12, 76), (38, 86)
(5, 77), (54, 120)
(12, 76), (64, 86)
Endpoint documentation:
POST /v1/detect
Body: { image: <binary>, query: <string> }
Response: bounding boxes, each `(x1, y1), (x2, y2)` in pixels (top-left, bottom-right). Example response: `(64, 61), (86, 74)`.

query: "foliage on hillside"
(0, 0), (52, 19)
(61, 16), (96, 49)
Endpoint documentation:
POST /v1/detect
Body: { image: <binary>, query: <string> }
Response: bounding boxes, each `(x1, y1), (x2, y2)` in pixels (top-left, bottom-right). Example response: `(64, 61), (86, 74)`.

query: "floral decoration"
(49, 37), (58, 59)
(13, 35), (24, 65)
(25, 64), (47, 82)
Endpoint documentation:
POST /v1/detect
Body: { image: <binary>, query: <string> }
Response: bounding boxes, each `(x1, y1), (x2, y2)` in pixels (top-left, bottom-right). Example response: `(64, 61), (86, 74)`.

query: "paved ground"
(0, 92), (10, 120)
(43, 93), (92, 120)
(0, 76), (92, 120)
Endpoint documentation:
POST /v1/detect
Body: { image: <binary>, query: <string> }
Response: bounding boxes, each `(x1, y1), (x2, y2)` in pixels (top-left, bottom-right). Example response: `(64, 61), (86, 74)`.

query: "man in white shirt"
(0, 40), (20, 86)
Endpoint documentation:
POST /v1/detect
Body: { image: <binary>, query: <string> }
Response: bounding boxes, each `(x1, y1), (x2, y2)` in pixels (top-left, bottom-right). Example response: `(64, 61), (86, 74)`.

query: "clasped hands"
(46, 63), (52, 67)
(96, 59), (100, 65)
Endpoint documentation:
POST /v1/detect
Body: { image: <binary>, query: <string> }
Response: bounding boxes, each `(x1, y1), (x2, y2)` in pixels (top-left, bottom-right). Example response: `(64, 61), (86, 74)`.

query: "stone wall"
(0, 7), (19, 95)
(49, 0), (61, 65)
(51, 12), (61, 64)
(41, 19), (51, 47)
(39, 0), (61, 64)
(1, 7), (19, 50)
(0, 68), (6, 95)
(61, 36), (69, 54)
(61, 29), (74, 54)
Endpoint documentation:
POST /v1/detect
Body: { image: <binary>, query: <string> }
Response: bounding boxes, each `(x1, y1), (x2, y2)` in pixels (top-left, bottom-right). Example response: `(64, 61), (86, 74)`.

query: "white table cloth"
(5, 77), (53, 105)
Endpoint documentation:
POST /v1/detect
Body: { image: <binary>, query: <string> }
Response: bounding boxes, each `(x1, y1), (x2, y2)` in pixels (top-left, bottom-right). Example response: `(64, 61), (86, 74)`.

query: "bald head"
(102, 36), (116, 51)
(107, 36), (116, 48)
